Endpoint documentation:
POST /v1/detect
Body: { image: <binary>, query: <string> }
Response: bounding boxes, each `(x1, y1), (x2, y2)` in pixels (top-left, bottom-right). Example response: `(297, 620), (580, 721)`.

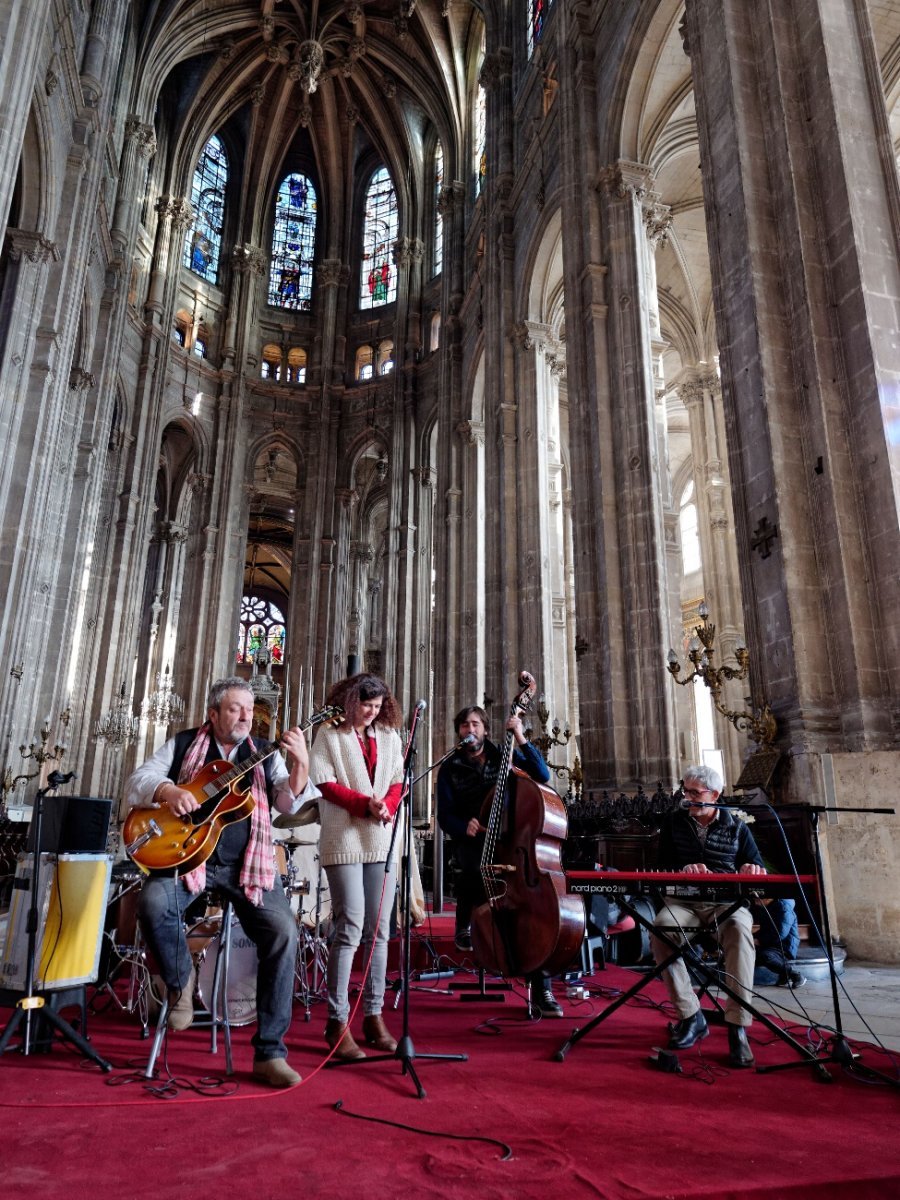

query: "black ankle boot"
(727, 1023), (755, 1067)
(667, 1010), (709, 1049)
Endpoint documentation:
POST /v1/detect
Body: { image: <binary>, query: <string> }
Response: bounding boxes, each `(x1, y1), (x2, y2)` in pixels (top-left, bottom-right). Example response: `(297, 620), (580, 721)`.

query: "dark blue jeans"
(138, 862), (298, 1061)
(753, 898), (800, 986)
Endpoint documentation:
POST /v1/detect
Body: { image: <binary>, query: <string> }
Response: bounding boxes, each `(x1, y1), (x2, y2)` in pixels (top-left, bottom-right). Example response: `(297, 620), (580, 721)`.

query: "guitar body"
(123, 759), (256, 874)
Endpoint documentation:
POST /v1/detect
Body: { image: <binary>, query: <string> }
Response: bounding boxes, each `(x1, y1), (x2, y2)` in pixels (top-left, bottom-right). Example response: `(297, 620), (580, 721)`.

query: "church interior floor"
(751, 961), (900, 1051)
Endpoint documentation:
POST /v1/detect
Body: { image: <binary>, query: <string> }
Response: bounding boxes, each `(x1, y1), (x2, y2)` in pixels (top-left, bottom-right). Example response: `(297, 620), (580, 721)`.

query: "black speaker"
(26, 795), (113, 855)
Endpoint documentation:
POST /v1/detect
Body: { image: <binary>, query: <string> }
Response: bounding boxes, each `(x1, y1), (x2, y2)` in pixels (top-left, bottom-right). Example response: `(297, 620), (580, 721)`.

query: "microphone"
(415, 699), (427, 714)
(458, 733), (477, 748)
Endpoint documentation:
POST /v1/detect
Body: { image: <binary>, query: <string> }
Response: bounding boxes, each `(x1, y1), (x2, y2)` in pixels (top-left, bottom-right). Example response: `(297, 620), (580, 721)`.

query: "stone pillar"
(685, 0), (900, 957)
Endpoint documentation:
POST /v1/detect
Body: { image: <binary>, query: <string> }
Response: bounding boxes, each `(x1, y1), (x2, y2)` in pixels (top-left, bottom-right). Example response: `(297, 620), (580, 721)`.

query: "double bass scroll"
(470, 671), (585, 978)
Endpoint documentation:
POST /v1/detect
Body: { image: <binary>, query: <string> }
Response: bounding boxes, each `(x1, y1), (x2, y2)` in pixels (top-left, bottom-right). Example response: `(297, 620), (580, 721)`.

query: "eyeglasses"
(683, 786), (710, 799)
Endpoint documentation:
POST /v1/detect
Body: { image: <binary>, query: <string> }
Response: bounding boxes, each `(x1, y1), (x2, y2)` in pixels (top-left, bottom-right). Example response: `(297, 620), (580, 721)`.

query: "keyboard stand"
(553, 896), (833, 1081)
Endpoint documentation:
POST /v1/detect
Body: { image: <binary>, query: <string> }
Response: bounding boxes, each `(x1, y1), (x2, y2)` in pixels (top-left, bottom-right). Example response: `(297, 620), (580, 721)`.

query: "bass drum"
(195, 913), (258, 1026)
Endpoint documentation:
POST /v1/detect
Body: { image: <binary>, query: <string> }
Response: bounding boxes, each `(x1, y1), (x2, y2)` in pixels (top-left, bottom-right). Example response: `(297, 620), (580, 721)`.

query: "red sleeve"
(382, 781), (404, 817)
(318, 780), (371, 818)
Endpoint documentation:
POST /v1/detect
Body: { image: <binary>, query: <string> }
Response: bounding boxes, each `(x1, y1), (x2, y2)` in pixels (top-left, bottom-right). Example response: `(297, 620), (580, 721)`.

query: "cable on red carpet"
(332, 1098), (513, 1161)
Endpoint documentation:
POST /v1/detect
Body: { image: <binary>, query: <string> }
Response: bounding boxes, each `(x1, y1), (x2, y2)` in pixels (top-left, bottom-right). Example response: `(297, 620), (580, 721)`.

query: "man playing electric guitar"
(125, 676), (319, 1088)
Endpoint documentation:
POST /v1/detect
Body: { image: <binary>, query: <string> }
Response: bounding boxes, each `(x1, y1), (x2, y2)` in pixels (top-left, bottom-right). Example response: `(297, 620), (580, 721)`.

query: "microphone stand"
(330, 705), (468, 1098)
(0, 771), (112, 1071)
(754, 799), (899, 1087)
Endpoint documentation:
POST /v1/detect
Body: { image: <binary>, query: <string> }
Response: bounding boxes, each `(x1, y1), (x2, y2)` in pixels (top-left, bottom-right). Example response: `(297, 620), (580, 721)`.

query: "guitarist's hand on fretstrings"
(155, 780), (201, 818)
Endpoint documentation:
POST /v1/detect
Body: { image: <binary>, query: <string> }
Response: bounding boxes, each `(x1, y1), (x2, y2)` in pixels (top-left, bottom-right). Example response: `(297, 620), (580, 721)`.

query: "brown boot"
(325, 1017), (366, 1061)
(362, 1014), (398, 1053)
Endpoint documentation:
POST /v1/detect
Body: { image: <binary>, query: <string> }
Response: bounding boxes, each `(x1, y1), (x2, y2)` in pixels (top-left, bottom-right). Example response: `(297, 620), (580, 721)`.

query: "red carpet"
(2, 940), (900, 1200)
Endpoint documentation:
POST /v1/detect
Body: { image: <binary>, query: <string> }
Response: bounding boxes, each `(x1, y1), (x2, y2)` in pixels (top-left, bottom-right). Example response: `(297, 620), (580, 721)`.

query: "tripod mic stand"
(0, 771), (112, 1071)
(757, 800), (898, 1087)
(330, 703), (467, 1098)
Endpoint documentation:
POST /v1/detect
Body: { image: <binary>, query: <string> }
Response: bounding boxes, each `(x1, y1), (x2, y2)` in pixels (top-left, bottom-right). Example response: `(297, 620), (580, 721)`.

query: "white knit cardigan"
(310, 722), (405, 867)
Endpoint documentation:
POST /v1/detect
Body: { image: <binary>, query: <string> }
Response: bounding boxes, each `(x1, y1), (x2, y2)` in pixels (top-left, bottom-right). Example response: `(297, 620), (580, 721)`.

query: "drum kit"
(272, 799), (332, 1020)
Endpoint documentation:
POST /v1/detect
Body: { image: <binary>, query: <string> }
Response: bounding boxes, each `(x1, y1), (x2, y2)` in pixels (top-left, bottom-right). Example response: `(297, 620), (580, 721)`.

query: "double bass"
(470, 671), (585, 978)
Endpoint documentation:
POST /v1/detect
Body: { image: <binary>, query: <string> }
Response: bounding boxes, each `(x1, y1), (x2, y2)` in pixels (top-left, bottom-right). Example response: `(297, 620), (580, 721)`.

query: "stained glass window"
(269, 173), (318, 310)
(474, 82), (486, 199)
(360, 167), (398, 309)
(183, 135), (227, 282)
(527, 0), (554, 56)
(237, 595), (287, 665)
(433, 141), (444, 277)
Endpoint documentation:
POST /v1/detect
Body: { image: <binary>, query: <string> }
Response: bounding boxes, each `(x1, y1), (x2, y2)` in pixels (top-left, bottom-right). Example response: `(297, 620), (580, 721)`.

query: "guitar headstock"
(306, 704), (346, 730)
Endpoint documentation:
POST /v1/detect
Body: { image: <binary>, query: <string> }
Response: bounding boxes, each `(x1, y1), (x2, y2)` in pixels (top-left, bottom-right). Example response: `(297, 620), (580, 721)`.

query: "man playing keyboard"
(651, 763), (765, 1068)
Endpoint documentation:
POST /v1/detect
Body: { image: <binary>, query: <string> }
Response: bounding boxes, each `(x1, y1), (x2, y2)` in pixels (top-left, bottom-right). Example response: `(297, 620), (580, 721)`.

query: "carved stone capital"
(508, 321), (533, 351)
(317, 258), (347, 287)
(6, 229), (60, 264)
(232, 242), (267, 276)
(596, 160), (654, 203)
(456, 419), (485, 446)
(412, 466), (435, 488)
(393, 236), (424, 267)
(187, 471), (212, 496)
(126, 117), (157, 158)
(480, 47), (513, 89)
(678, 379), (705, 409)
(161, 519), (188, 544)
(644, 200), (673, 248)
(69, 367), (95, 391)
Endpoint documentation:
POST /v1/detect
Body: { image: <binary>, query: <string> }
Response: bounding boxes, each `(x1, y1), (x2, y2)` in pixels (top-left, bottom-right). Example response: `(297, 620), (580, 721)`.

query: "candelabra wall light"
(2, 708), (71, 812)
(94, 682), (141, 750)
(666, 601), (777, 747)
(142, 665), (186, 729)
(528, 694), (583, 799)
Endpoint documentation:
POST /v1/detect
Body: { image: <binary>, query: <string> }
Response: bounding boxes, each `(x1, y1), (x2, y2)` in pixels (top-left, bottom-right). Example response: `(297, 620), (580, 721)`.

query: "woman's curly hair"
(324, 672), (402, 730)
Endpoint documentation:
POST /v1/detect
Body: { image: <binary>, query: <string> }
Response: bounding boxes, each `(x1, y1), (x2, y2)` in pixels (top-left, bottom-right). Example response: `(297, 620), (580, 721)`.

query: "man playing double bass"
(436, 704), (564, 1017)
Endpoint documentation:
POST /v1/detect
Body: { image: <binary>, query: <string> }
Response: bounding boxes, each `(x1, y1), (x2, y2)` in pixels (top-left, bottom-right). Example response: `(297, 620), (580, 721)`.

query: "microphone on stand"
(415, 699), (427, 715)
(457, 733), (477, 749)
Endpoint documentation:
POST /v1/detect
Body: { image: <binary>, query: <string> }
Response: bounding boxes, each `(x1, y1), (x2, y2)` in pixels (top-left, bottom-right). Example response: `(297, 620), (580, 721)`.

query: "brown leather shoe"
(362, 1014), (398, 1052)
(253, 1057), (301, 1088)
(166, 967), (196, 1032)
(325, 1018), (366, 1061)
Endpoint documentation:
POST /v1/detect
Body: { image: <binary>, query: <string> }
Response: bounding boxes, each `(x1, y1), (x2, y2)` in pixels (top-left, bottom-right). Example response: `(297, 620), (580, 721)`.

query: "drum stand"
(90, 876), (150, 1028)
(294, 868), (329, 1021)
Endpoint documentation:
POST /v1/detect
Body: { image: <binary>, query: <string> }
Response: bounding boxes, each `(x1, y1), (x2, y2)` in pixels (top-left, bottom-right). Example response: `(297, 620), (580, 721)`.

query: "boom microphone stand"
(330, 702), (467, 1098)
(757, 800), (899, 1087)
(0, 771), (112, 1071)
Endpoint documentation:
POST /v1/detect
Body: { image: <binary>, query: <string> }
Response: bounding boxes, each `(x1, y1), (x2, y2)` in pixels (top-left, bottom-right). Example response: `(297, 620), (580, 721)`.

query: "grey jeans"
(324, 859), (397, 1024)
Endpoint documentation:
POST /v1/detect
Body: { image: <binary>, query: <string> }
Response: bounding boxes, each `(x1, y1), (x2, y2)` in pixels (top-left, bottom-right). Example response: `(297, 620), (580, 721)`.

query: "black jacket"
(656, 807), (764, 874)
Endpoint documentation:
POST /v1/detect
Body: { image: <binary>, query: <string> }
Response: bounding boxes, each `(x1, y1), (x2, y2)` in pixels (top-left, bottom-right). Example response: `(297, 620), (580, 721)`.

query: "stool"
(143, 897), (235, 1078)
(581, 915), (637, 974)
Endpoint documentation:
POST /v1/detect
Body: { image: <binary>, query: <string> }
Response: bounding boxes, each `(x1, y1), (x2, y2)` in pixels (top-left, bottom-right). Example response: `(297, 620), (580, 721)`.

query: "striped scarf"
(179, 722), (275, 906)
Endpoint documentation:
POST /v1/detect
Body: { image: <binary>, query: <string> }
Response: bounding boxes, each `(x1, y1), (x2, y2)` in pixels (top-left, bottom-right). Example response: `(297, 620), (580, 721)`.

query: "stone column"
(593, 159), (677, 785)
(685, 0), (900, 958)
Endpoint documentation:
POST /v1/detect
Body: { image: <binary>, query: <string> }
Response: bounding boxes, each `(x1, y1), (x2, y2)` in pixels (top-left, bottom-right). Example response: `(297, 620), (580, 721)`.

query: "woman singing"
(309, 672), (404, 1060)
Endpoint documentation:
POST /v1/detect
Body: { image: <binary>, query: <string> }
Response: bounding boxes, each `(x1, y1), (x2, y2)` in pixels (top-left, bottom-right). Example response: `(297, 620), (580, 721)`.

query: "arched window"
(183, 135), (227, 282)
(356, 344), (374, 380)
(474, 80), (486, 199)
(237, 595), (286, 665)
(261, 343), (282, 381)
(360, 167), (398, 309)
(679, 480), (702, 574)
(527, 0), (553, 57)
(430, 312), (441, 352)
(433, 141), (444, 277)
(269, 172), (318, 310)
(286, 346), (307, 383)
(377, 340), (394, 375)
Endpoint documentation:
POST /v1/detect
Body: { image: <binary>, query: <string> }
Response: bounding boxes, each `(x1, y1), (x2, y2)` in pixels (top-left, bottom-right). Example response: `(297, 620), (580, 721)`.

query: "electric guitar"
(123, 705), (344, 875)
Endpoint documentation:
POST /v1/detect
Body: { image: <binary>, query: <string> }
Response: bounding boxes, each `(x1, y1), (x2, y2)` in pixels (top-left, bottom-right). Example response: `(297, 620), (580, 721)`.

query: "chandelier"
(142, 665), (186, 729)
(94, 683), (141, 750)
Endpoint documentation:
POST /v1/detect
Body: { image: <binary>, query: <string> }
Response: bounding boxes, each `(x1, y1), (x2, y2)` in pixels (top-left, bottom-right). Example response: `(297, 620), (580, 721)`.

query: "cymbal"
(280, 835), (318, 848)
(272, 800), (320, 829)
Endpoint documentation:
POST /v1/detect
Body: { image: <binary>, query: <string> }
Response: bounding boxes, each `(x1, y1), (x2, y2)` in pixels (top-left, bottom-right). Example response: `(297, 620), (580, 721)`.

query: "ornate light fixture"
(666, 601), (776, 747)
(142, 665), (186, 730)
(528, 695), (583, 799)
(94, 683), (141, 750)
